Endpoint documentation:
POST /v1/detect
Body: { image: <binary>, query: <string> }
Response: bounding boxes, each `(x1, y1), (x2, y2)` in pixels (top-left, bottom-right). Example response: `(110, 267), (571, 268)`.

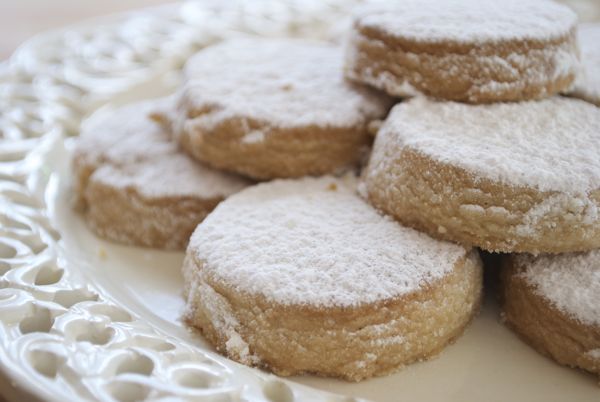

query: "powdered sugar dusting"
(345, 31), (578, 101)
(356, 0), (577, 44)
(378, 97), (600, 194)
(241, 130), (265, 144)
(196, 277), (258, 365)
(515, 193), (598, 237)
(189, 176), (467, 308)
(78, 99), (249, 199)
(517, 252), (600, 326)
(587, 349), (600, 360)
(182, 37), (390, 130)
(569, 23), (600, 105)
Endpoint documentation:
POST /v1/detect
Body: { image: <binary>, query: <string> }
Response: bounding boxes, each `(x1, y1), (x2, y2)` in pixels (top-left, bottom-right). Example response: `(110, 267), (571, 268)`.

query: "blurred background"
(2, 0), (599, 60)
(0, 0), (172, 59)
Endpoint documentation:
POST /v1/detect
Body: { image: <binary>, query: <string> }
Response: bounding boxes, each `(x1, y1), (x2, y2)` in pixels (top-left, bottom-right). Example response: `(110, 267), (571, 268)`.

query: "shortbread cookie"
(565, 23), (600, 106)
(173, 38), (392, 180)
(345, 0), (579, 103)
(364, 97), (600, 253)
(183, 176), (483, 381)
(500, 253), (599, 377)
(73, 99), (249, 250)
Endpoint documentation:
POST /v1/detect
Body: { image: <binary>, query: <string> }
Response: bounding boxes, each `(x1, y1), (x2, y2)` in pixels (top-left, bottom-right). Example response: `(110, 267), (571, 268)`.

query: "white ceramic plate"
(0, 1), (599, 401)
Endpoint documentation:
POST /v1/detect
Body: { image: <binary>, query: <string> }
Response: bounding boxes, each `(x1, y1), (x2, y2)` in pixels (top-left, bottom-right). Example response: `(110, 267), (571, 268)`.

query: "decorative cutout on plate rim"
(0, 1), (367, 401)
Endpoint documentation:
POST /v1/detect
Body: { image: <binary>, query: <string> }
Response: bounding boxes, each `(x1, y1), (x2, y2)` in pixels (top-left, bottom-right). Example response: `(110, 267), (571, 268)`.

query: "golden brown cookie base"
(178, 110), (372, 180)
(183, 251), (483, 381)
(73, 151), (221, 250)
(345, 24), (577, 103)
(81, 173), (218, 250)
(500, 256), (600, 377)
(365, 147), (600, 253)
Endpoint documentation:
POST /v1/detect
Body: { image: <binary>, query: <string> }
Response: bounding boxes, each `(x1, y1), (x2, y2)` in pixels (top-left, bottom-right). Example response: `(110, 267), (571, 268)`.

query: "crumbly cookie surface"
(73, 99), (249, 249)
(345, 0), (579, 102)
(501, 253), (600, 377)
(175, 38), (392, 179)
(355, 0), (577, 43)
(184, 176), (482, 380)
(364, 97), (600, 253)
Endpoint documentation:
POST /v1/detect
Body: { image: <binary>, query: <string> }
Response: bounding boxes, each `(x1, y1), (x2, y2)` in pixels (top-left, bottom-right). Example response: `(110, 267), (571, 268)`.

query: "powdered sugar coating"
(517, 252), (600, 326)
(189, 176), (467, 308)
(569, 23), (600, 105)
(181, 37), (390, 130)
(344, 26), (579, 102)
(374, 97), (600, 194)
(355, 0), (577, 44)
(78, 99), (249, 199)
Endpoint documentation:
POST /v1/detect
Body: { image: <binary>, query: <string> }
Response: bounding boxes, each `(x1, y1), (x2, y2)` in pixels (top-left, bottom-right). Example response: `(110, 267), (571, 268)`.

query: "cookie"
(363, 96), (600, 253)
(565, 23), (600, 106)
(183, 176), (483, 381)
(500, 253), (599, 378)
(172, 38), (392, 180)
(73, 99), (249, 250)
(345, 0), (579, 103)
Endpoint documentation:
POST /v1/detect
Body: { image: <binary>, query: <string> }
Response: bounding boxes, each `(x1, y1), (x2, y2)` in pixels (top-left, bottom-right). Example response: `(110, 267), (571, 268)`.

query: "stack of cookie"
(72, 0), (600, 383)
(74, 36), (484, 381)
(174, 37), (484, 381)
(349, 0), (600, 381)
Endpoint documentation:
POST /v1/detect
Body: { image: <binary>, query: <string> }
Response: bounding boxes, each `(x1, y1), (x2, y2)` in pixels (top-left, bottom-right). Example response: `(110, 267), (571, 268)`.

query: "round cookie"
(73, 99), (249, 250)
(345, 0), (579, 103)
(363, 96), (600, 254)
(173, 37), (392, 180)
(565, 23), (600, 106)
(183, 176), (483, 381)
(500, 252), (600, 378)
